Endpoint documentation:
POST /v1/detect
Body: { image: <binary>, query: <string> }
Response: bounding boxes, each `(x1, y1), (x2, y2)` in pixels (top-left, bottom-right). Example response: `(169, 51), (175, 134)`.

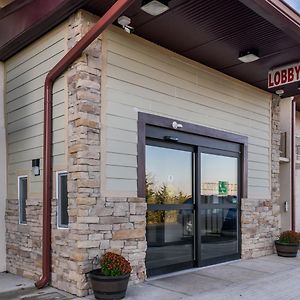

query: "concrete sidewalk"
(125, 255), (300, 300)
(1, 255), (300, 300)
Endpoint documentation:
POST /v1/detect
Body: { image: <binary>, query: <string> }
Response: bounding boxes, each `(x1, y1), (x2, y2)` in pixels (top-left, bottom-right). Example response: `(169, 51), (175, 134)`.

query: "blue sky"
(146, 146), (237, 195)
(284, 0), (300, 13)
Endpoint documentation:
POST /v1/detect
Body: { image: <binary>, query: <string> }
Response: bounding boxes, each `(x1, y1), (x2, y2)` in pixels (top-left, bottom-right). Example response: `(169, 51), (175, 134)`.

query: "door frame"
(137, 112), (248, 200)
(139, 113), (248, 274)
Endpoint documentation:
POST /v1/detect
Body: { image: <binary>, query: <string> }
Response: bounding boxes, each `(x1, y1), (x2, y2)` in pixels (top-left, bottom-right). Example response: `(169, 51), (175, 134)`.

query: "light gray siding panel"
(8, 131), (65, 154)
(106, 69), (269, 139)
(107, 140), (136, 156)
(108, 51), (270, 121)
(6, 24), (66, 71)
(249, 170), (269, 180)
(107, 31), (270, 107)
(106, 178), (137, 192)
(106, 115), (137, 132)
(5, 23), (67, 197)
(7, 81), (64, 113)
(6, 39), (65, 81)
(6, 51), (65, 92)
(6, 72), (64, 103)
(106, 153), (137, 167)
(106, 127), (137, 143)
(104, 27), (272, 199)
(106, 166), (137, 180)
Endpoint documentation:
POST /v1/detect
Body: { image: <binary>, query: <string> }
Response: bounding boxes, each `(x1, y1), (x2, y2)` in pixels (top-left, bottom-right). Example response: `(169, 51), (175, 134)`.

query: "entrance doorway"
(144, 124), (242, 277)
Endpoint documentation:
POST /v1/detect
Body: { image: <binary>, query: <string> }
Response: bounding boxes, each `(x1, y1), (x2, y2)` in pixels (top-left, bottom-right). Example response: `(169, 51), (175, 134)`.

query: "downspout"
(35, 0), (135, 289)
(291, 97), (297, 231)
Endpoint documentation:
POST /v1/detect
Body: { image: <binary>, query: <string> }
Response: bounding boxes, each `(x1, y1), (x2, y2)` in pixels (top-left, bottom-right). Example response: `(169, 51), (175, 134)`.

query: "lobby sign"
(268, 62), (300, 88)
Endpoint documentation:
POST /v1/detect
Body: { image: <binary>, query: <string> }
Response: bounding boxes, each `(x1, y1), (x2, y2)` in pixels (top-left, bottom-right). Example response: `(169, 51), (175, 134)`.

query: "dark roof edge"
(0, 0), (89, 61)
(239, 0), (300, 43)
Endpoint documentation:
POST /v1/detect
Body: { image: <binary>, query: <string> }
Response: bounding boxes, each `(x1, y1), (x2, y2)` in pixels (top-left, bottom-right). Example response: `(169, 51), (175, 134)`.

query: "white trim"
(56, 171), (68, 229)
(17, 175), (28, 225)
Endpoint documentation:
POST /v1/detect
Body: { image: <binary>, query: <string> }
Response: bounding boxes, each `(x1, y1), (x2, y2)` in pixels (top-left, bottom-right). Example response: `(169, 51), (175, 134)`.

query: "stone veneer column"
(241, 95), (281, 258)
(63, 10), (146, 297)
(271, 95), (281, 218)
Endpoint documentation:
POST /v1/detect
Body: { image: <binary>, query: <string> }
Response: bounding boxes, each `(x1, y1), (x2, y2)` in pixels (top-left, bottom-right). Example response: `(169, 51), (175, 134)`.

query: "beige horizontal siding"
(5, 22), (67, 196)
(104, 26), (272, 199)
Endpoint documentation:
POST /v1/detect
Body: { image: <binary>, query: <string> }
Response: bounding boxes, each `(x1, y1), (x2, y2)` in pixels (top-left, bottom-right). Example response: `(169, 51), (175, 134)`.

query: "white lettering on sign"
(268, 62), (300, 88)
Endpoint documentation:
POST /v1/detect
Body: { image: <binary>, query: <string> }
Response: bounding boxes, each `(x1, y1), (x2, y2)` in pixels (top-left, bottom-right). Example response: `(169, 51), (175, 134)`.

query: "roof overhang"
(0, 0), (89, 61)
(1, 0), (300, 98)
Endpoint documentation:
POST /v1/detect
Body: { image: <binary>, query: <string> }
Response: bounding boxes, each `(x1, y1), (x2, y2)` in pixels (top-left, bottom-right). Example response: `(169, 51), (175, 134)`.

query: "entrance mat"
(22, 292), (71, 300)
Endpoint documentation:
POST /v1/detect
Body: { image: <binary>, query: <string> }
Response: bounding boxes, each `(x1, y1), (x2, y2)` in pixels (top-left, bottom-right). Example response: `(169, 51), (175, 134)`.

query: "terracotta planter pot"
(89, 269), (130, 300)
(275, 240), (299, 257)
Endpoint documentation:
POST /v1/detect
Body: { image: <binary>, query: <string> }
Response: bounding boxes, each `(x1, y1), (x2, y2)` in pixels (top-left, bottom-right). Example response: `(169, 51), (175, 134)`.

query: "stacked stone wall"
(241, 95), (281, 258)
(50, 11), (146, 296)
(6, 198), (42, 280)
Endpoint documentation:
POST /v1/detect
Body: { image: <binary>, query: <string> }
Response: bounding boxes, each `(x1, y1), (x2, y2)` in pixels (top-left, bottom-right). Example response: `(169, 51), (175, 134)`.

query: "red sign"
(268, 62), (300, 88)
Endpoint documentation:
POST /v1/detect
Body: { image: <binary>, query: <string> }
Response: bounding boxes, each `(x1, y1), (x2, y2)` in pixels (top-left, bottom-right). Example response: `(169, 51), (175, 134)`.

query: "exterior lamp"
(141, 0), (169, 16)
(238, 49), (259, 63)
(32, 159), (40, 176)
(275, 89), (285, 96)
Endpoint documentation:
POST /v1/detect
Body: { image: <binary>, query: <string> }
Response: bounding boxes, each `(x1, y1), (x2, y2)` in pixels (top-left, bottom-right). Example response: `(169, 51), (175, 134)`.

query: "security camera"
(124, 25), (134, 34)
(117, 16), (134, 34)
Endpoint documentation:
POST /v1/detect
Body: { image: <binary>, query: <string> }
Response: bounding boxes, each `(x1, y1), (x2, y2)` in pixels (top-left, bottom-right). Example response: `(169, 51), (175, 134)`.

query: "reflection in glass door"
(145, 130), (241, 276)
(145, 143), (194, 276)
(200, 153), (239, 264)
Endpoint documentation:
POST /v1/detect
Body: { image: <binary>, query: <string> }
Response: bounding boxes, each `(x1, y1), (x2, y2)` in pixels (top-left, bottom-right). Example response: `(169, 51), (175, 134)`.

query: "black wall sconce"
(32, 159), (40, 176)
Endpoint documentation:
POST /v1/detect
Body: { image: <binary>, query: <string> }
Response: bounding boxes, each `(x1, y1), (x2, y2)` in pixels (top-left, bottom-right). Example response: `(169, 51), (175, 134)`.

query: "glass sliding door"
(145, 142), (195, 276)
(144, 125), (242, 276)
(199, 152), (240, 265)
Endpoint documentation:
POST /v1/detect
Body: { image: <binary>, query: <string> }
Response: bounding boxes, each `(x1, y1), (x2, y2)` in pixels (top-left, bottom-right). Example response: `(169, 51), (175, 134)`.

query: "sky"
(283, 0), (300, 13)
(146, 145), (237, 195)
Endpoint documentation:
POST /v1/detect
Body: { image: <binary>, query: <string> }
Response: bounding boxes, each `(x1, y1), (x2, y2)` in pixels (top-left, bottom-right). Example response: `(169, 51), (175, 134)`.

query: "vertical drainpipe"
(291, 97), (297, 231)
(35, 0), (136, 289)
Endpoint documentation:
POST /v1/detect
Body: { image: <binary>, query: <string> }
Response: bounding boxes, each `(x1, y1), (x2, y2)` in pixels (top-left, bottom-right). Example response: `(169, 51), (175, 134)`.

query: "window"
(18, 176), (28, 224)
(57, 172), (68, 228)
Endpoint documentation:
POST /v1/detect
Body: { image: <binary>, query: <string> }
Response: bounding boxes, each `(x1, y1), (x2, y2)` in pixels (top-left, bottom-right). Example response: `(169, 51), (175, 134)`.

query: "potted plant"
(89, 252), (132, 300)
(275, 230), (300, 257)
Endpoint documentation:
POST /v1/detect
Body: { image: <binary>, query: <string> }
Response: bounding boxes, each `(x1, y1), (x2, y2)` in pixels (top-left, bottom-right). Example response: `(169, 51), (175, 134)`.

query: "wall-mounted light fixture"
(32, 159), (40, 176)
(141, 0), (169, 16)
(238, 49), (259, 63)
(275, 89), (285, 96)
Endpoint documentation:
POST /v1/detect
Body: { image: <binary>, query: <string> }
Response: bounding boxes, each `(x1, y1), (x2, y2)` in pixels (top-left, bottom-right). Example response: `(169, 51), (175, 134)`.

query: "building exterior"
(0, 0), (300, 297)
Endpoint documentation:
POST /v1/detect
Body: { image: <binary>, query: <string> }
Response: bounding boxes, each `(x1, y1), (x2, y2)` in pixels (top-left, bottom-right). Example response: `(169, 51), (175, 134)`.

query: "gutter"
(291, 97), (298, 231)
(35, 0), (135, 289)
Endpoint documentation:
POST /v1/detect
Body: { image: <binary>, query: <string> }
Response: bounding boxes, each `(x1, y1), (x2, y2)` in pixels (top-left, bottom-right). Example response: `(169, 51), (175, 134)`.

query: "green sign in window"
(218, 181), (228, 195)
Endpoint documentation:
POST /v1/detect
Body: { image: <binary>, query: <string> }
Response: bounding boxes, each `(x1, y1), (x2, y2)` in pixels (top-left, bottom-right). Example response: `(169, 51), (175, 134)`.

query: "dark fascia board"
(0, 0), (32, 20)
(0, 0), (89, 61)
(239, 0), (300, 43)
